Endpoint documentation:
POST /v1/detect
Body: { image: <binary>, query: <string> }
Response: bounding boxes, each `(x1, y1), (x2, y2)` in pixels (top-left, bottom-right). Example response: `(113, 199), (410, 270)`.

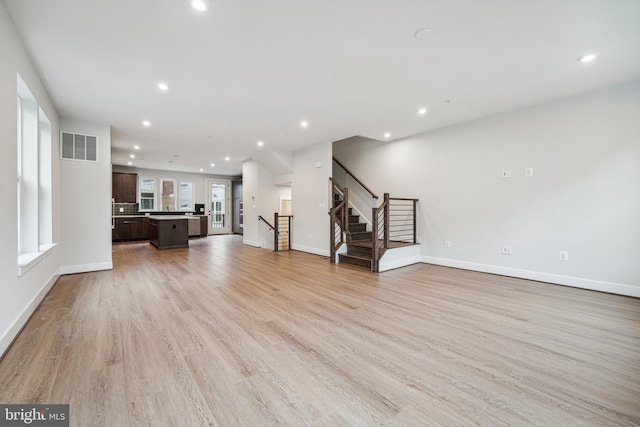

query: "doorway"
(278, 197), (292, 250)
(280, 198), (292, 216)
(207, 179), (231, 235)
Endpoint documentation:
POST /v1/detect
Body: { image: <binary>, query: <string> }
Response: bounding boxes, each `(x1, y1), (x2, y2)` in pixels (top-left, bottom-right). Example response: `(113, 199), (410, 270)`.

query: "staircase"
(337, 205), (383, 270)
(329, 161), (419, 273)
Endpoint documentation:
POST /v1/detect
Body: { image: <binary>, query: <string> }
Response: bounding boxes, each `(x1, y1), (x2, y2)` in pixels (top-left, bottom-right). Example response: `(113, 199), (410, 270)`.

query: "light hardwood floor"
(1, 235), (639, 426)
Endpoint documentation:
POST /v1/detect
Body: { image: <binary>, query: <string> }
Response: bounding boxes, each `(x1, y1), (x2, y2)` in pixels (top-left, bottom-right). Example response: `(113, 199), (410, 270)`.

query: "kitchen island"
(149, 216), (189, 249)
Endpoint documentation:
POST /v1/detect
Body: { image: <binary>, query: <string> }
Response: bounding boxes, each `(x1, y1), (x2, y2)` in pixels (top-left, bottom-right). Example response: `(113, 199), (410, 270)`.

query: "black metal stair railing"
(259, 214), (293, 252)
(372, 194), (419, 272)
(274, 213), (292, 252)
(329, 178), (347, 263)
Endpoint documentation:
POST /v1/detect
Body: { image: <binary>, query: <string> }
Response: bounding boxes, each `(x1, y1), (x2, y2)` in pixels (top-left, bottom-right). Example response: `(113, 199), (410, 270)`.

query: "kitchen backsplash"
(113, 203), (138, 215)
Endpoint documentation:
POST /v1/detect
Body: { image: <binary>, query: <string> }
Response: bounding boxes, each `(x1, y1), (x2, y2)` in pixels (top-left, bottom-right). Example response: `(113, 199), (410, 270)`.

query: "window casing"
(139, 177), (156, 211)
(179, 181), (194, 211)
(161, 178), (177, 211)
(17, 74), (55, 276)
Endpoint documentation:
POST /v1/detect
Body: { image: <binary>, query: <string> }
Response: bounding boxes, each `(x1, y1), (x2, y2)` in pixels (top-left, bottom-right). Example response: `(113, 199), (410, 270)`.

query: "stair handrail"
(333, 157), (378, 200)
(329, 178), (348, 263)
(258, 215), (277, 232)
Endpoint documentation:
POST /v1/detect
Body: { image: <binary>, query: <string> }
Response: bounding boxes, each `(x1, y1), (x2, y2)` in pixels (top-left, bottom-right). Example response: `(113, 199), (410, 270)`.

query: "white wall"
(334, 82), (640, 297)
(291, 141), (332, 256)
(0, 3), (62, 356)
(112, 165), (240, 211)
(58, 118), (112, 274)
(242, 160), (260, 246)
(332, 157), (377, 228)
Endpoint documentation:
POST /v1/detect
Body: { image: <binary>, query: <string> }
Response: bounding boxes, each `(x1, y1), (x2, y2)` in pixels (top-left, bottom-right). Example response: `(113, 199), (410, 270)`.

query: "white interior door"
(207, 179), (231, 235)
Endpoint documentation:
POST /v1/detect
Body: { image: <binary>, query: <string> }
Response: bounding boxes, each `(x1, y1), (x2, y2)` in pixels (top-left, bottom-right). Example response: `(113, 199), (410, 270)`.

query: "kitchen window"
(161, 178), (177, 211)
(139, 177), (156, 210)
(179, 181), (194, 211)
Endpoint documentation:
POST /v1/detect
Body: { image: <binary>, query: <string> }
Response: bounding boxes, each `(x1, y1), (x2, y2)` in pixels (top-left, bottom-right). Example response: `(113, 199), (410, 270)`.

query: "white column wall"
(291, 141), (332, 256)
(242, 159), (281, 249)
(58, 118), (113, 274)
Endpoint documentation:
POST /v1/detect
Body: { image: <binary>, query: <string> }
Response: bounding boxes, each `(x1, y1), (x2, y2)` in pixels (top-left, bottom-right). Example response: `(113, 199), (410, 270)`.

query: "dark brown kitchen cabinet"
(112, 172), (137, 203)
(149, 217), (189, 249)
(200, 215), (208, 237)
(113, 217), (149, 241)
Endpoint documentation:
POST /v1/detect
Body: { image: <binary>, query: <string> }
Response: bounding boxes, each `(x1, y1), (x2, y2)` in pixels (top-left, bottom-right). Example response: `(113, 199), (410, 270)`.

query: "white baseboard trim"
(422, 256), (640, 298)
(380, 255), (421, 272)
(58, 262), (113, 275)
(0, 271), (60, 358)
(243, 239), (262, 248)
(291, 244), (330, 258)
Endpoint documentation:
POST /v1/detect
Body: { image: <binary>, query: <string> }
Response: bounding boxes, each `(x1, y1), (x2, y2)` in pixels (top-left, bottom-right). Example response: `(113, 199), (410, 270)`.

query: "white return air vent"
(61, 131), (97, 161)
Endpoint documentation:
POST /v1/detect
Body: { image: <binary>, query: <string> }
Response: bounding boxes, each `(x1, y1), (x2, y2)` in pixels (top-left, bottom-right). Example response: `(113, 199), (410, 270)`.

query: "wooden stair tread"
(348, 241), (374, 248)
(339, 253), (373, 261)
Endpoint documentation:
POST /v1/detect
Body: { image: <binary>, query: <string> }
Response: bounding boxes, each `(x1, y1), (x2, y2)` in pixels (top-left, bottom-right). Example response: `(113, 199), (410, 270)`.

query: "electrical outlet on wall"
(525, 168), (534, 177)
(501, 245), (512, 255)
(501, 169), (512, 178)
(559, 251), (569, 261)
(445, 240), (451, 248)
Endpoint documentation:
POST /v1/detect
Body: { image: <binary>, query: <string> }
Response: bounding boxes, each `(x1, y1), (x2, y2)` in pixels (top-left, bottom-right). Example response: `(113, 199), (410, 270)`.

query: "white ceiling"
(4, 0), (640, 176)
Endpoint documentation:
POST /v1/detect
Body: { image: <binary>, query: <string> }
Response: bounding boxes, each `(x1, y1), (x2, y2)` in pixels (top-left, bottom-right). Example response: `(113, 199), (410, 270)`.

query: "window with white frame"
(139, 177), (156, 211)
(17, 74), (54, 276)
(179, 181), (194, 211)
(161, 178), (177, 211)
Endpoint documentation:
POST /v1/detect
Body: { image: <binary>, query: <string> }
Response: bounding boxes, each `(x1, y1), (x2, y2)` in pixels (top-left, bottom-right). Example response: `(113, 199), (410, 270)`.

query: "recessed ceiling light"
(257, 140), (264, 146)
(301, 121), (308, 128)
(127, 161), (132, 165)
(190, 0), (207, 12)
(418, 107), (427, 115)
(129, 154), (135, 159)
(134, 145), (140, 150)
(199, 168), (204, 172)
(413, 28), (431, 40)
(142, 120), (151, 127)
(384, 132), (391, 138)
(210, 163), (215, 167)
(157, 82), (170, 91)
(577, 53), (597, 63)
(225, 157), (230, 161)
(279, 131), (286, 137)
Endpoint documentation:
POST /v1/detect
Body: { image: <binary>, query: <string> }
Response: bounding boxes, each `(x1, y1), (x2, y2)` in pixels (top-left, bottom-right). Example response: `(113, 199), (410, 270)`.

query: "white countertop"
(149, 215), (192, 220)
